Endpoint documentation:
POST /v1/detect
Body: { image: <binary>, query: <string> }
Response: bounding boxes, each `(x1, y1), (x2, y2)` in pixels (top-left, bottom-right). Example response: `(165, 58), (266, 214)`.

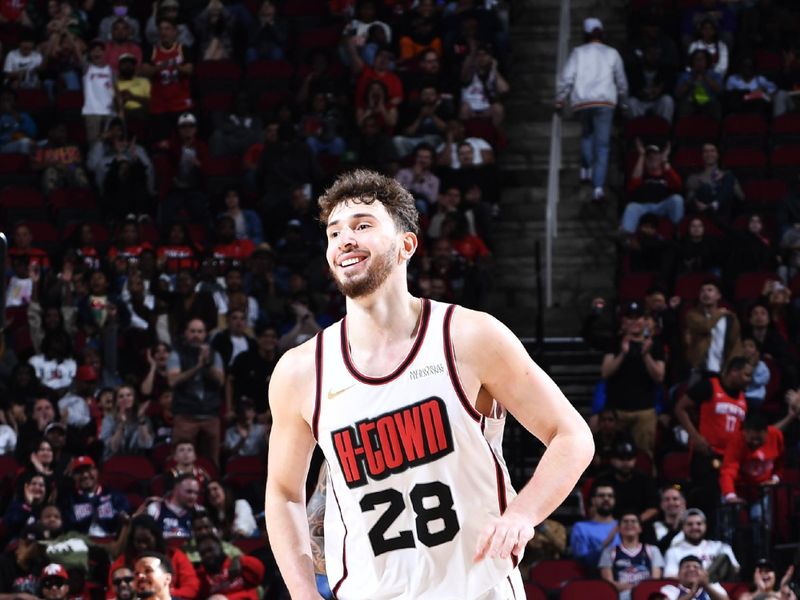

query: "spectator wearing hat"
(104, 18), (142, 72)
(82, 40), (116, 146)
(555, 17), (628, 202)
(145, 0), (195, 48)
(621, 139), (684, 235)
(116, 54), (150, 120)
(599, 512), (664, 600)
(569, 482), (621, 570)
(159, 112), (210, 229)
(601, 301), (665, 457)
(0, 524), (47, 597)
(598, 438), (660, 522)
(39, 563), (71, 600)
(718, 412), (783, 554)
(140, 17), (194, 140)
(660, 555), (727, 600)
(43, 420), (74, 476)
(60, 455), (130, 537)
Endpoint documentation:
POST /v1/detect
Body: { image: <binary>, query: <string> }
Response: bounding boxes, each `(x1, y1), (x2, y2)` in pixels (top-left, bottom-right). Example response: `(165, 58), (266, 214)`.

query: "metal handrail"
(545, 0), (571, 307)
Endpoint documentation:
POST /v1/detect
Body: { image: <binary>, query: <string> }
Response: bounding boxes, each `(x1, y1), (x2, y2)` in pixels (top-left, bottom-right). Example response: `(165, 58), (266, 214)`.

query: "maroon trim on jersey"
(483, 435), (519, 568)
(330, 480), (349, 598)
(311, 331), (324, 441)
(443, 305), (482, 423)
(340, 298), (431, 385)
(507, 575), (517, 599)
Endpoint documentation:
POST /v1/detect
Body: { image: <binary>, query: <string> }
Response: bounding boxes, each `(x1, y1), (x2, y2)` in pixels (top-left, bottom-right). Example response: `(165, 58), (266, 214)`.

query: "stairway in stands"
(496, 0), (627, 488)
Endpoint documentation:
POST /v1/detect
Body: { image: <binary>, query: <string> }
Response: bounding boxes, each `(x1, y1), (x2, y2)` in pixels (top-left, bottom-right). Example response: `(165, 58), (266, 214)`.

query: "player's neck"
(345, 284), (421, 348)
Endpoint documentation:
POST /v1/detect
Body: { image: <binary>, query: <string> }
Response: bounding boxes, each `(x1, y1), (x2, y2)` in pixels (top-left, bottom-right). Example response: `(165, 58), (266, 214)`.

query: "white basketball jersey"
(312, 299), (519, 600)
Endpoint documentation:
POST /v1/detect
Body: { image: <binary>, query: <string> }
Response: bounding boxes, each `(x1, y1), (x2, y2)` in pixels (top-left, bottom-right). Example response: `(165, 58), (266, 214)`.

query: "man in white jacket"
(555, 17), (628, 202)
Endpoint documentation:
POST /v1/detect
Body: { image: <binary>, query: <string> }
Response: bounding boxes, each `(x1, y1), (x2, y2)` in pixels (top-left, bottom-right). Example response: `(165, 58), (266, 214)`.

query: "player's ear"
(400, 231), (417, 261)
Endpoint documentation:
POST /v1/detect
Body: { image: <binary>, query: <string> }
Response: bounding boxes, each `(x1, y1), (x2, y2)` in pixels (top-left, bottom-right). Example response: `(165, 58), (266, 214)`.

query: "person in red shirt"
(157, 223), (199, 273)
(195, 534), (264, 600)
(108, 219), (154, 266)
(9, 222), (51, 269)
(104, 18), (142, 73)
(212, 216), (255, 270)
(675, 356), (752, 530)
(621, 139), (684, 234)
(718, 412), (784, 556)
(139, 17), (193, 140)
(345, 37), (404, 110)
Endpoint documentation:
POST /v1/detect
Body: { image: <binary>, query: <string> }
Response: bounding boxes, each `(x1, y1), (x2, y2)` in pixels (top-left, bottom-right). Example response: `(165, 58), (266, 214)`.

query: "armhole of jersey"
(442, 304), (482, 423)
(311, 330), (324, 442)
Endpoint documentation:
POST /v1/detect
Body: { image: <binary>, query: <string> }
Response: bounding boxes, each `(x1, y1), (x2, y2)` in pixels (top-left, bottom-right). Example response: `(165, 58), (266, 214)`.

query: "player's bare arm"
(450, 307), (595, 562)
(307, 462), (328, 575)
(264, 340), (324, 600)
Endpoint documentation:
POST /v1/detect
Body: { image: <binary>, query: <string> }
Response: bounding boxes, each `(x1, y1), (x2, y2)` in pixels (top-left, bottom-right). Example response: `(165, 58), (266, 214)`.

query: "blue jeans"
(579, 106), (614, 189)
(620, 194), (685, 233)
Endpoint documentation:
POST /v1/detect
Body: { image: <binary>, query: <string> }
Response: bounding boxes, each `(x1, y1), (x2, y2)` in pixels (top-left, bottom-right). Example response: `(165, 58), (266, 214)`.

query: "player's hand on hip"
(473, 511), (535, 562)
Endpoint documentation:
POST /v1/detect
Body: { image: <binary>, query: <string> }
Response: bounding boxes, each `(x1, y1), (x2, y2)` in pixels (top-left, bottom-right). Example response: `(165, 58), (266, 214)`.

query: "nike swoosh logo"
(327, 383), (357, 400)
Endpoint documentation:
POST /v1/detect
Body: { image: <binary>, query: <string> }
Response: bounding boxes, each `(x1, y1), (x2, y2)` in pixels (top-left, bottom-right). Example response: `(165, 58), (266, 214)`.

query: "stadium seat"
(201, 92), (235, 114)
(523, 582), (546, 600)
(771, 113), (800, 144)
(63, 222), (109, 245)
(463, 118), (500, 148)
(529, 559), (587, 592)
(618, 272), (656, 302)
(672, 146), (704, 175)
(233, 536), (268, 554)
(100, 470), (147, 494)
(632, 579), (678, 600)
(721, 147), (767, 179)
(734, 271), (780, 302)
(560, 579), (617, 600)
(673, 272), (713, 300)
(245, 60), (295, 96)
(0, 455), (20, 497)
(721, 113), (768, 147)
(194, 60), (242, 96)
(103, 455), (156, 480)
(660, 452), (690, 483)
(281, 0), (326, 18)
(754, 49), (782, 78)
(256, 90), (292, 112)
(770, 145), (800, 177)
(16, 88), (50, 118)
(23, 220), (59, 250)
(0, 153), (29, 175)
(1, 185), (44, 209)
(742, 178), (788, 205)
(226, 455), (265, 475)
(623, 116), (670, 143)
(150, 443), (172, 469)
(55, 91), (84, 117)
(674, 115), (720, 146)
(721, 582), (750, 599)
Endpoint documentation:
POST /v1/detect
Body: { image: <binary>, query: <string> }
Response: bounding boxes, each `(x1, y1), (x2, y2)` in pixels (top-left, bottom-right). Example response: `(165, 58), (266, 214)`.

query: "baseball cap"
(679, 554), (703, 567)
(755, 558), (775, 571)
(177, 112), (197, 126)
(684, 507), (707, 522)
(583, 17), (603, 33)
(41, 563), (69, 581)
(645, 144), (661, 154)
(287, 219), (303, 228)
(44, 422), (67, 435)
(76, 365), (98, 382)
(252, 242), (274, 256)
(118, 53), (137, 63)
(622, 301), (644, 318)
(70, 455), (96, 471)
(612, 440), (637, 459)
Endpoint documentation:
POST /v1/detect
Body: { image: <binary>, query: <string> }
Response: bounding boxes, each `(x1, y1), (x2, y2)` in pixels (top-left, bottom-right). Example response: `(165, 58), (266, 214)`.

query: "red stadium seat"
(633, 579), (678, 600)
(16, 89), (50, 115)
(672, 146), (704, 175)
(55, 90), (84, 113)
(674, 115), (720, 145)
(755, 49), (782, 77)
(24, 220), (59, 245)
(1, 185), (44, 209)
(660, 452), (690, 483)
(529, 560), (587, 592)
(256, 90), (291, 112)
(734, 271), (780, 302)
(103, 455), (156, 480)
(623, 116), (670, 142)
(296, 26), (341, 51)
(281, 0), (326, 18)
(201, 92), (234, 114)
(771, 113), (800, 143)
(194, 59), (242, 81)
(245, 60), (294, 96)
(523, 582), (546, 600)
(770, 145), (800, 177)
(63, 222), (109, 244)
(721, 113), (768, 147)
(619, 273), (656, 302)
(561, 579), (617, 600)
(721, 582), (750, 599)
(226, 455), (265, 475)
(150, 443), (172, 469)
(742, 179), (788, 205)
(233, 536), (268, 554)
(100, 470), (146, 494)
(721, 147), (767, 178)
(673, 272), (712, 301)
(0, 153), (30, 175)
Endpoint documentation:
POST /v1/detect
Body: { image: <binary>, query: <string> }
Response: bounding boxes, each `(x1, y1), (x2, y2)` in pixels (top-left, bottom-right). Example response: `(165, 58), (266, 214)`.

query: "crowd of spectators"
(573, 1), (800, 598)
(0, 0), (510, 598)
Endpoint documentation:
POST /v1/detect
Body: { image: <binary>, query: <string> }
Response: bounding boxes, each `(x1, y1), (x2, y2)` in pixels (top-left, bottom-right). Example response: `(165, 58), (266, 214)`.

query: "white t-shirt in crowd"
(3, 49), (42, 87)
(436, 137), (492, 169)
(29, 355), (78, 390)
(82, 64), (115, 116)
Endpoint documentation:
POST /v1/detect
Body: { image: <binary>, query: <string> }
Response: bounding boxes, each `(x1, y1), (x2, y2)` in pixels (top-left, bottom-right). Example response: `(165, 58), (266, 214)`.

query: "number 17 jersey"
(312, 299), (519, 599)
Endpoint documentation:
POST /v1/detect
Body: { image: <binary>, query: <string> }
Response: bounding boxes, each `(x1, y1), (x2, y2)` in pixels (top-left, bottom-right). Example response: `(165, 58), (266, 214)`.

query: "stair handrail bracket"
(545, 0), (570, 307)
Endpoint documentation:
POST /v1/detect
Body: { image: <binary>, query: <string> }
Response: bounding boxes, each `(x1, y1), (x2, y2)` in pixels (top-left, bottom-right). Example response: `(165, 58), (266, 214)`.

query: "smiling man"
(134, 553), (173, 600)
(265, 170), (594, 599)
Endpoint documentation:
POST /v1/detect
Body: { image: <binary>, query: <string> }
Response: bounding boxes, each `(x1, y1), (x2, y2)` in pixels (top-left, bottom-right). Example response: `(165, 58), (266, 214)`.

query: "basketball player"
(265, 171), (594, 599)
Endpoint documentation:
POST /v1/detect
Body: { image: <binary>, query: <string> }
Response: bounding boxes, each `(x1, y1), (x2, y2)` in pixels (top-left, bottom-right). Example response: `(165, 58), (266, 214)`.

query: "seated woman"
(204, 480), (258, 538)
(5, 471), (48, 540)
(99, 384), (154, 460)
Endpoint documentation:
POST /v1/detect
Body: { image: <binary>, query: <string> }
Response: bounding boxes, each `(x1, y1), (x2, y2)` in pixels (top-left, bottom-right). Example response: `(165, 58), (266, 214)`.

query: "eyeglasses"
(113, 577), (134, 585)
(41, 580), (67, 589)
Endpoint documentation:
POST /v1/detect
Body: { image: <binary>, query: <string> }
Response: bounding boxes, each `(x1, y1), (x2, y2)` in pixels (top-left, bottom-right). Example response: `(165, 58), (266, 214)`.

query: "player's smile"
(338, 253), (368, 270)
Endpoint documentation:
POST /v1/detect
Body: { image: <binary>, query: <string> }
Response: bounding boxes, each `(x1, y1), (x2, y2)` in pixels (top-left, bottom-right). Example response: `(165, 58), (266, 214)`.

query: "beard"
(333, 244), (396, 299)
(596, 506), (613, 517)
